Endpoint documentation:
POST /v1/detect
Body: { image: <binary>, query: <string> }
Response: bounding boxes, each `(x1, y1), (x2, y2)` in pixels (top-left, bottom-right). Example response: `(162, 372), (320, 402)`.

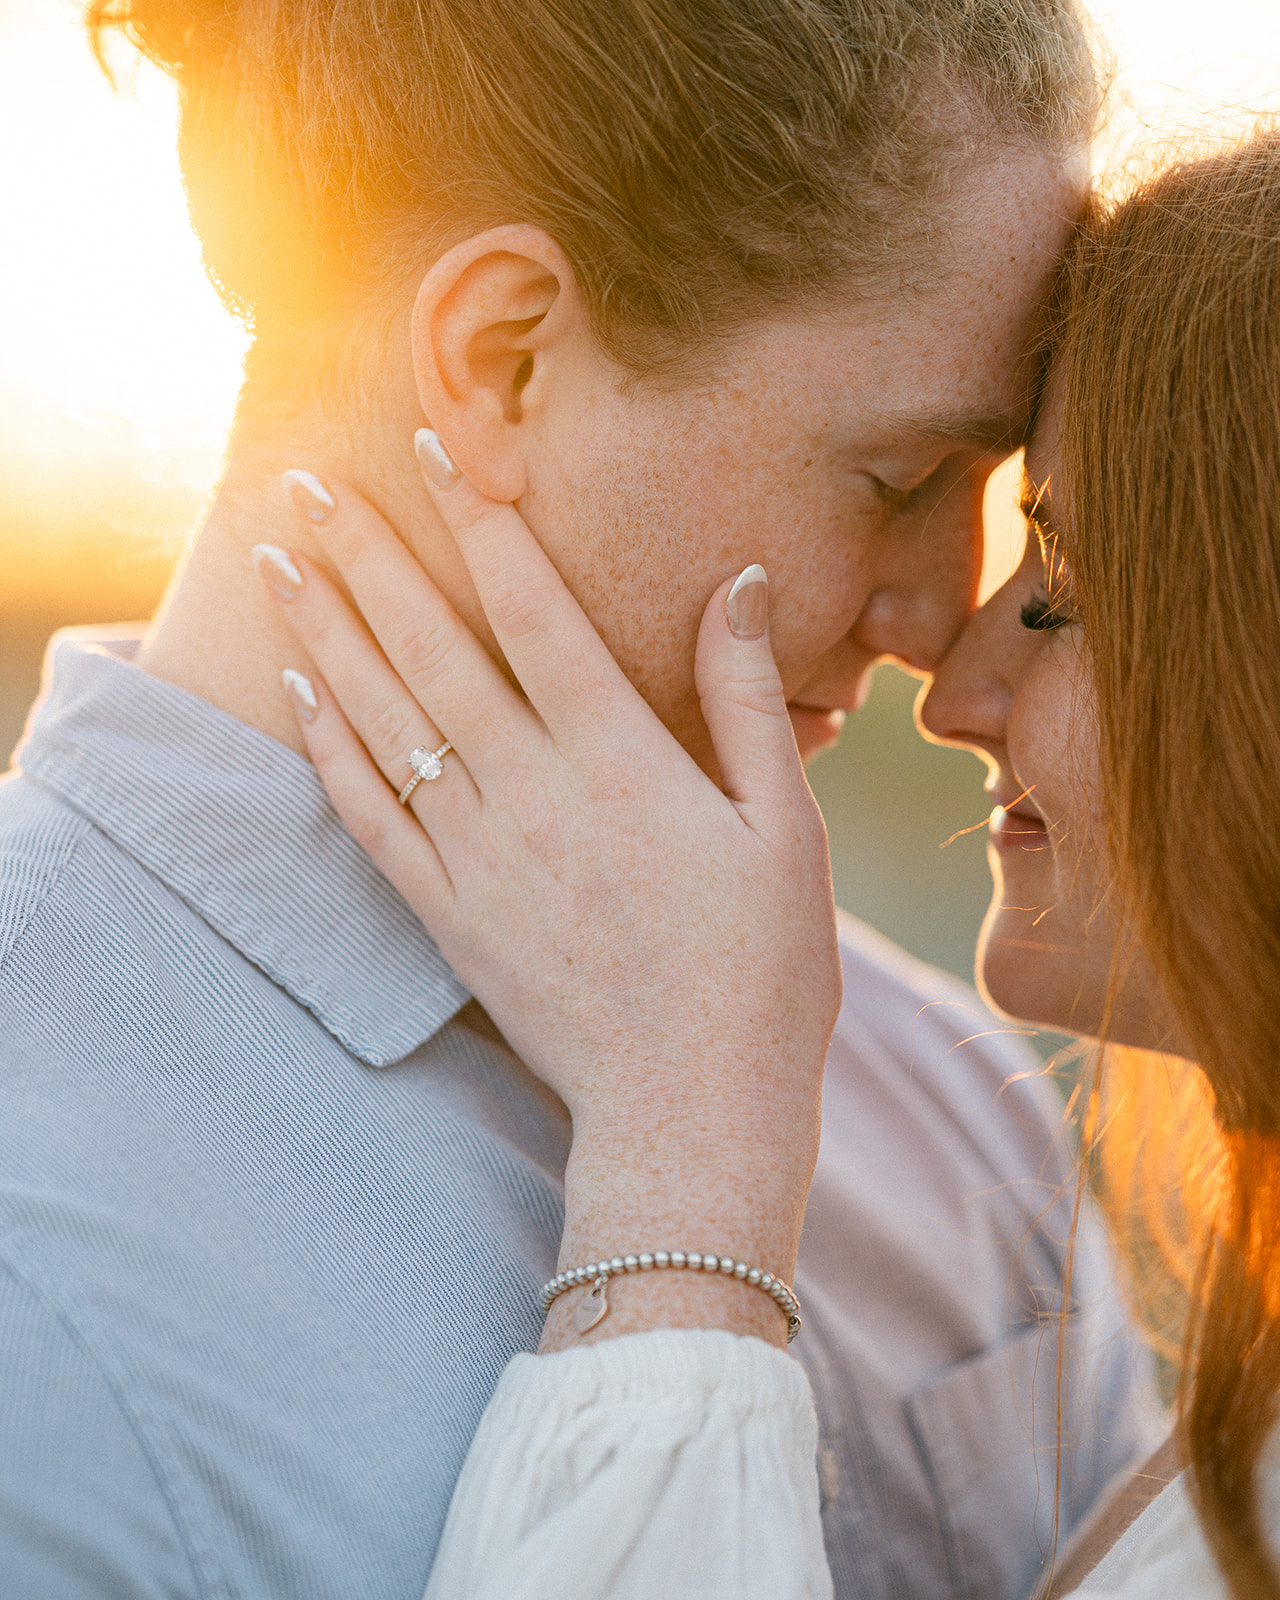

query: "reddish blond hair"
(87, 0), (1100, 402)
(1056, 133), (1280, 1600)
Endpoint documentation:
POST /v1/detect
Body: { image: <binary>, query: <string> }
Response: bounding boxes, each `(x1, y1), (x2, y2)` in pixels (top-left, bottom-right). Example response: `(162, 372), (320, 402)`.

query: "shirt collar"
(17, 630), (469, 1067)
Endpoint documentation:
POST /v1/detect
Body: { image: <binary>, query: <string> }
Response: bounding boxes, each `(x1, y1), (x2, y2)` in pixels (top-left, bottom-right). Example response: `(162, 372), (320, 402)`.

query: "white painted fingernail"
(282, 469), (336, 525)
(727, 564), (768, 640)
(282, 668), (319, 724)
(414, 428), (462, 490)
(252, 543), (303, 601)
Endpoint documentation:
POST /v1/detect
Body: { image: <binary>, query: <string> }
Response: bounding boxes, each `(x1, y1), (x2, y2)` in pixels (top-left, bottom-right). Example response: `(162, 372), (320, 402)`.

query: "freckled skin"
(142, 144), (1083, 783)
(515, 144), (1085, 773)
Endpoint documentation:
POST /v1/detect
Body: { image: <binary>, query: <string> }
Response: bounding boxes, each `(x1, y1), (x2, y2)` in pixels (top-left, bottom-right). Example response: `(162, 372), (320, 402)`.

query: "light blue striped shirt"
(0, 633), (1161, 1600)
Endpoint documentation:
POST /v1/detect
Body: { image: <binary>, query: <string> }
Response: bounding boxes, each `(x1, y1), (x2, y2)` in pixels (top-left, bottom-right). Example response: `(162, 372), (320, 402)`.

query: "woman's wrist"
(560, 1140), (810, 1273)
(540, 1259), (796, 1351)
(541, 1124), (814, 1353)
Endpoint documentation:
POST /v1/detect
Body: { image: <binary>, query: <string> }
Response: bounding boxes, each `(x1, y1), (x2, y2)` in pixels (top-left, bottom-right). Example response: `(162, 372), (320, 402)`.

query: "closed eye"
(867, 454), (966, 515)
(1019, 509), (1077, 630)
(1019, 590), (1073, 631)
(867, 475), (916, 514)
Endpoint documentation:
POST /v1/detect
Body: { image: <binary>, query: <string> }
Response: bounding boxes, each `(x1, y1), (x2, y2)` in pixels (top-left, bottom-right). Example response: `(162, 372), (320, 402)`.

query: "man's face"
(516, 142), (1085, 773)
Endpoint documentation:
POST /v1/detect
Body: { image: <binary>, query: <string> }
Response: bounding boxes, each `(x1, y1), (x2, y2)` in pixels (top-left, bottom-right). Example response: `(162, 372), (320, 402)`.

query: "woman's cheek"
(1008, 637), (1099, 845)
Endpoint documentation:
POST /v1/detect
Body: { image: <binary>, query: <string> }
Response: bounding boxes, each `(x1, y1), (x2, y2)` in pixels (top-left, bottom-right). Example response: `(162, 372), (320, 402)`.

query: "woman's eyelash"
(1019, 590), (1073, 631)
(1019, 518), (1076, 631)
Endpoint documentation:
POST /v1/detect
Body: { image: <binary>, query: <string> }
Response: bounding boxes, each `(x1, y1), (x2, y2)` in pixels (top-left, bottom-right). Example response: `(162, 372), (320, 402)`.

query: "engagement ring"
(397, 741), (453, 804)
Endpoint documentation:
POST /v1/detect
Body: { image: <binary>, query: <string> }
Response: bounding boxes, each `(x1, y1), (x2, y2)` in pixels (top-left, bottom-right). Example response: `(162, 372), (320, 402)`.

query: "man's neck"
(138, 404), (455, 757)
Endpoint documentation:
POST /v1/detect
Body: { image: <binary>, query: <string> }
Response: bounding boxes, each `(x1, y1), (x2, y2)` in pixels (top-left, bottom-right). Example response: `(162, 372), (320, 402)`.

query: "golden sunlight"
(2, 0), (1279, 976)
(0, 5), (245, 458)
(0, 1), (245, 626)
(1, 0), (1279, 611)
(974, 0), (1280, 599)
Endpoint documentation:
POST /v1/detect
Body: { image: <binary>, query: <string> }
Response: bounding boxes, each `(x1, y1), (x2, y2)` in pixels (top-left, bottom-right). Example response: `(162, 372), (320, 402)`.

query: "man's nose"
(858, 530), (983, 674)
(917, 595), (1011, 752)
(856, 585), (972, 675)
(857, 488), (987, 672)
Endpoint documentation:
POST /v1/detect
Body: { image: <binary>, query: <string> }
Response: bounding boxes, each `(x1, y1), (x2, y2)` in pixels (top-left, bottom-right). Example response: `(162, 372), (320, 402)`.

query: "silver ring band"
(397, 741), (453, 805)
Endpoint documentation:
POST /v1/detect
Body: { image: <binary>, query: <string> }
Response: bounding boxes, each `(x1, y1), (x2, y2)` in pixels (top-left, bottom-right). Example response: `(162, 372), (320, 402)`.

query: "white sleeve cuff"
(424, 1328), (832, 1600)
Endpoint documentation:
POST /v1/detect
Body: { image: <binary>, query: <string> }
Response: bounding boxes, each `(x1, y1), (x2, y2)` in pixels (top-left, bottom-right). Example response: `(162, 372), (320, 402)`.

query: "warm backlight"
(0, 0), (1279, 612)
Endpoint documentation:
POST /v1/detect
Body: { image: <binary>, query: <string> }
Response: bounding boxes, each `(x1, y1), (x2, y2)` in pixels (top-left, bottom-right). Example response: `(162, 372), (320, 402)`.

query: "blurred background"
(2, 0), (1279, 1000)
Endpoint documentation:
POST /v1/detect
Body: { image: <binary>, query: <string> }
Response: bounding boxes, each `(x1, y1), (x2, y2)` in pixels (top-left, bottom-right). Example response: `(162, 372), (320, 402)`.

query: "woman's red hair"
(1057, 132), (1280, 1600)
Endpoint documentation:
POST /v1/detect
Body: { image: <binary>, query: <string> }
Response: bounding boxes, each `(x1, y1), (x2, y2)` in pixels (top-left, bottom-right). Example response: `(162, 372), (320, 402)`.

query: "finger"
(694, 565), (812, 826)
(256, 542), (483, 842)
(280, 468), (542, 787)
(413, 429), (642, 742)
(279, 664), (456, 917)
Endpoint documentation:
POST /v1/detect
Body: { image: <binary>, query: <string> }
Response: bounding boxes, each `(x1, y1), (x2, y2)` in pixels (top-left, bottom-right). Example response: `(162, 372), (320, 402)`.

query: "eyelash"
(870, 476), (916, 513)
(1019, 517), (1077, 631)
(1019, 591), (1073, 631)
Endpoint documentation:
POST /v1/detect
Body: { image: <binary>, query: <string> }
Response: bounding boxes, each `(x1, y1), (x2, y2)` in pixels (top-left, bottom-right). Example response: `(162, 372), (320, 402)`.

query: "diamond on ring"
(397, 741), (453, 805)
(409, 745), (446, 782)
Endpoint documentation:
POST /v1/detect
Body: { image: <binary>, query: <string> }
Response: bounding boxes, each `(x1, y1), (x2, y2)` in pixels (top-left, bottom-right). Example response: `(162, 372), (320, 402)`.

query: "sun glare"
(0, 0), (1279, 587)
(975, 0), (1280, 596)
(0, 5), (245, 481)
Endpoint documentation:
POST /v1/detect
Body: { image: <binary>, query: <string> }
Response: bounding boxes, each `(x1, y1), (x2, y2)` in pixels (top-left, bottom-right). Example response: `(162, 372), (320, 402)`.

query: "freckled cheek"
(548, 427), (864, 686)
(667, 482), (863, 651)
(1006, 667), (1104, 868)
(756, 498), (871, 656)
(768, 586), (868, 693)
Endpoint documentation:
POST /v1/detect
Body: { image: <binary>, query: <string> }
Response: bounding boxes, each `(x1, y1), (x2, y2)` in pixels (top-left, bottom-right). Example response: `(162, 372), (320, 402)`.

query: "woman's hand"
(255, 436), (842, 1348)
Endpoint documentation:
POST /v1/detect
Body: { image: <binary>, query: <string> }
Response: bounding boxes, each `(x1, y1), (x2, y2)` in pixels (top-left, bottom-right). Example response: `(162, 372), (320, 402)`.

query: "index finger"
(414, 428), (643, 740)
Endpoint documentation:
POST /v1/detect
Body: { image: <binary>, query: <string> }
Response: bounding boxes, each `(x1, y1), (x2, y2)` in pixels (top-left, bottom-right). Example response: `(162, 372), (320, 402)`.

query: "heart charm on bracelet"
(574, 1275), (610, 1335)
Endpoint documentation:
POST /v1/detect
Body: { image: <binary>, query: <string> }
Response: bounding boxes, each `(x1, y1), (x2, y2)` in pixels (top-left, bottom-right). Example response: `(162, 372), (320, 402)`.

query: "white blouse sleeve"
(423, 1327), (833, 1600)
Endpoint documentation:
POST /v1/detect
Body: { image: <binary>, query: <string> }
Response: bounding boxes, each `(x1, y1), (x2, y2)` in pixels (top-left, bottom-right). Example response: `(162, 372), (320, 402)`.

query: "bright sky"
(1, 0), (1279, 511)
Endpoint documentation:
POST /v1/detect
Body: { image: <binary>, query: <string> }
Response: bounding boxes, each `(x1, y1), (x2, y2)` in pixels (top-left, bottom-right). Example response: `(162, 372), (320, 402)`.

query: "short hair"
(88, 0), (1101, 390)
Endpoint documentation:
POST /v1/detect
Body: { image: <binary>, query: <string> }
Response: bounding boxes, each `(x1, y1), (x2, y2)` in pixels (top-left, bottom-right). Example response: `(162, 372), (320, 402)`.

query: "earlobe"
(410, 225), (583, 502)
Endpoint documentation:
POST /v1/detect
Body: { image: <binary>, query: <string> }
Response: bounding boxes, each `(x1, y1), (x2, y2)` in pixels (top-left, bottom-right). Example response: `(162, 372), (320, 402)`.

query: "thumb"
(695, 564), (808, 819)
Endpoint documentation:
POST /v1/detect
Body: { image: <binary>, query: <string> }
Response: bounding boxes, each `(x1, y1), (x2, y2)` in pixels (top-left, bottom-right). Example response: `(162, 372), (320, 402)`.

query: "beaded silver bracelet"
(539, 1250), (802, 1343)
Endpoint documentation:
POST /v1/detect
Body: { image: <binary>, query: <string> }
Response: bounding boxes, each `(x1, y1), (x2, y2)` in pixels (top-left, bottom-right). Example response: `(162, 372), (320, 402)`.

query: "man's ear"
(411, 225), (586, 503)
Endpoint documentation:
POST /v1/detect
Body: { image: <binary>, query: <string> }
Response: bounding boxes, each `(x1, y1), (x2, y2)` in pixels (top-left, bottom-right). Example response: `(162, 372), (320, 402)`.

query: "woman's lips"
(989, 803), (1049, 854)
